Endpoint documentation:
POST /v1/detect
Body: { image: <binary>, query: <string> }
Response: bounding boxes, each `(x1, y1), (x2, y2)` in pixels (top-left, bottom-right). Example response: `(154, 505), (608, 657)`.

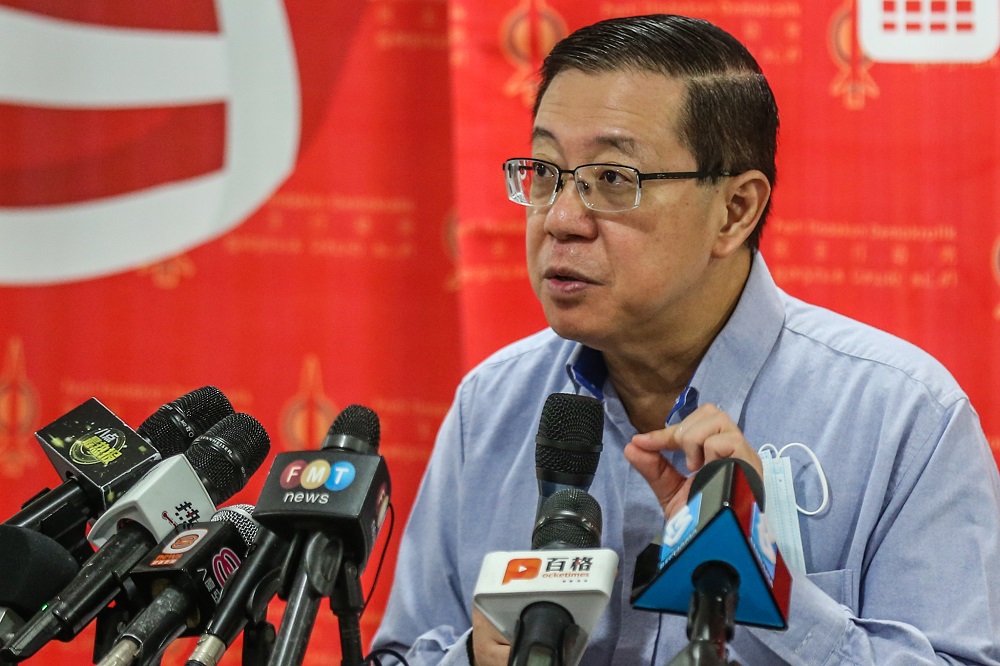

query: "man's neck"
(602, 251), (752, 433)
(603, 334), (703, 433)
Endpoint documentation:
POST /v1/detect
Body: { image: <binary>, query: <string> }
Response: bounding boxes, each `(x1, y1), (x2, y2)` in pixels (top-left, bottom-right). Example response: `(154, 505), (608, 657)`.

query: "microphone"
(95, 505), (259, 666)
(252, 404), (389, 666)
(0, 412), (270, 662)
(0, 525), (79, 645)
(184, 524), (288, 666)
(4, 387), (233, 559)
(474, 394), (610, 666)
(473, 489), (618, 666)
(630, 458), (792, 661)
(136, 386), (235, 449)
(535, 393), (604, 508)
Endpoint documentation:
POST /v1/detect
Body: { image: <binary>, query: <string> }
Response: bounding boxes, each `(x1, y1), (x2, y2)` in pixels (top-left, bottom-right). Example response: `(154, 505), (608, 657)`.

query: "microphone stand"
(329, 559), (365, 666)
(241, 565), (281, 666)
(268, 532), (343, 666)
(92, 579), (139, 664)
(232, 549), (281, 666)
(242, 618), (278, 666)
(667, 562), (740, 666)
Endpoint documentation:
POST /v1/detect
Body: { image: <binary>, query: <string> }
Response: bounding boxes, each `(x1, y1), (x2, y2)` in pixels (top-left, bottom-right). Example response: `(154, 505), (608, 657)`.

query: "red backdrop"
(0, 0), (997, 663)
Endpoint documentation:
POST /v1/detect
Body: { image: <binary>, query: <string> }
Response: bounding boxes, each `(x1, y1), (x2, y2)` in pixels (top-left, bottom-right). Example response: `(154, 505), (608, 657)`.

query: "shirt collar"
(689, 252), (785, 429)
(565, 252), (785, 427)
(567, 344), (607, 399)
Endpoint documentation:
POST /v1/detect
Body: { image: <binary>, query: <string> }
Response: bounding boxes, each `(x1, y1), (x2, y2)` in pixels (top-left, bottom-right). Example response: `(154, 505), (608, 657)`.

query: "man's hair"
(533, 14), (779, 250)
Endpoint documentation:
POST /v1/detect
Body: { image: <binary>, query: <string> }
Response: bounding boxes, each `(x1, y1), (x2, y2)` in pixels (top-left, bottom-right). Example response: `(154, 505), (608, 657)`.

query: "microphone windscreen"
(211, 504), (259, 548)
(532, 488), (602, 550)
(535, 394), (603, 478)
(137, 386), (234, 456)
(323, 404), (381, 453)
(0, 525), (80, 617)
(185, 413), (271, 504)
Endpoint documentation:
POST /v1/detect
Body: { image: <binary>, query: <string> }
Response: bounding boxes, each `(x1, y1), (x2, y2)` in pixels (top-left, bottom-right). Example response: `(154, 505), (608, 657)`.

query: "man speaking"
(373, 14), (1000, 665)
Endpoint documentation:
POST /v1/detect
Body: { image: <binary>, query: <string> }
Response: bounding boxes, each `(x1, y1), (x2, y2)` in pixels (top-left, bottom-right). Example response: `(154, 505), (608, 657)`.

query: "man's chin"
(546, 317), (604, 349)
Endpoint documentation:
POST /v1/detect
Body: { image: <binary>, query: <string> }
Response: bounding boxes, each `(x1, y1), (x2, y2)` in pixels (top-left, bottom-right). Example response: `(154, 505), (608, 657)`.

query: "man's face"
(527, 68), (732, 355)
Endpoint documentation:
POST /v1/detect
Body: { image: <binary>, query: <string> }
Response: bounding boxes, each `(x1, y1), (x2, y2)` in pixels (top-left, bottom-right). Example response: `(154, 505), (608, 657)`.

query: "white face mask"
(757, 442), (830, 576)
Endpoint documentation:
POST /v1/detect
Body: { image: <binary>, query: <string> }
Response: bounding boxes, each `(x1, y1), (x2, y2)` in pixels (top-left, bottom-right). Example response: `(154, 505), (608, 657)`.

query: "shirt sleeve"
(370, 386), (475, 665)
(743, 399), (1000, 664)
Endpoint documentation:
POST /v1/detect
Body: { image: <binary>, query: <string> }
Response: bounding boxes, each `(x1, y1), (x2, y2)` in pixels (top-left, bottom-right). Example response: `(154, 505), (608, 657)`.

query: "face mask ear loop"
(758, 443), (778, 458)
(775, 442), (829, 516)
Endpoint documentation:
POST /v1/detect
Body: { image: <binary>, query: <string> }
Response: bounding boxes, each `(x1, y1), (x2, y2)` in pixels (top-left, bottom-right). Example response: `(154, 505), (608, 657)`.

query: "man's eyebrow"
(531, 127), (640, 158)
(531, 127), (557, 145)
(594, 134), (639, 157)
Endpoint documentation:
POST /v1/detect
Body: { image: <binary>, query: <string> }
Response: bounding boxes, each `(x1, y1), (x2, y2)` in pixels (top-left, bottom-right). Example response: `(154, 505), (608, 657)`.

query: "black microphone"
(184, 523), (288, 666)
(473, 395), (611, 666)
(508, 489), (605, 666)
(136, 386), (235, 449)
(0, 412), (270, 662)
(630, 458), (792, 663)
(4, 387), (233, 560)
(253, 404), (389, 666)
(473, 490), (617, 666)
(95, 505), (259, 666)
(0, 526), (79, 645)
(535, 393), (604, 509)
(532, 488), (603, 550)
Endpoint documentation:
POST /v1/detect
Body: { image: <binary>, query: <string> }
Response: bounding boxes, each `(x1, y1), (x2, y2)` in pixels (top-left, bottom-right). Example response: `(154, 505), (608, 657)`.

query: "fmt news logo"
(279, 458), (357, 504)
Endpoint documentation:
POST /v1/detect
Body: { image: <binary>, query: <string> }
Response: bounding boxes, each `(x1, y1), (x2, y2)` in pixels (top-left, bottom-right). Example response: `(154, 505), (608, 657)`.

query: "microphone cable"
(363, 647), (410, 666)
(360, 501), (395, 616)
(357, 502), (401, 665)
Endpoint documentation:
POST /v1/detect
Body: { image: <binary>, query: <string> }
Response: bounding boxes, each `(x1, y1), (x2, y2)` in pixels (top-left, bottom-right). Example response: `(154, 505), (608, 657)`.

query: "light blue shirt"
(373, 253), (1000, 664)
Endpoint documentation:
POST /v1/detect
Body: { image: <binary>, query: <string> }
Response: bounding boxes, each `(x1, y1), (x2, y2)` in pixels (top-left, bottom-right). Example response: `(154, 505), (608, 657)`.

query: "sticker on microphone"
(325, 461), (356, 491)
(502, 558), (542, 584)
(659, 492), (701, 566)
(163, 528), (208, 554)
(211, 547), (242, 588)
(750, 504), (778, 583)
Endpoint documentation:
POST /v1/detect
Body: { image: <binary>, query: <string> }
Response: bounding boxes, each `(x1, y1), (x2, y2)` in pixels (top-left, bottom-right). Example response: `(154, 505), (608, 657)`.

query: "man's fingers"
(702, 431), (764, 481)
(629, 425), (679, 451)
(627, 404), (764, 517)
(624, 440), (686, 513)
(472, 606), (510, 666)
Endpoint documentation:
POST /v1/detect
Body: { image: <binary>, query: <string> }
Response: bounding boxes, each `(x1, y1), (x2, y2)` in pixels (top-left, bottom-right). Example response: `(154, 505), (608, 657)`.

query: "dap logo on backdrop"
(279, 458), (357, 504)
(858, 0), (1000, 62)
(0, 2), (300, 284)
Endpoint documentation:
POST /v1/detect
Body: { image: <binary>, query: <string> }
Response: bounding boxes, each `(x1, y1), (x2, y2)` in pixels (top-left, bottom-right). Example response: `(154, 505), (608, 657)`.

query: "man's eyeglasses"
(502, 157), (735, 213)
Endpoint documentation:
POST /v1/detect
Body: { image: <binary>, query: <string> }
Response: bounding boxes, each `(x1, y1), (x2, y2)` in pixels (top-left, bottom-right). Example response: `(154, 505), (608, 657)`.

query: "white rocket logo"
(0, 0), (301, 284)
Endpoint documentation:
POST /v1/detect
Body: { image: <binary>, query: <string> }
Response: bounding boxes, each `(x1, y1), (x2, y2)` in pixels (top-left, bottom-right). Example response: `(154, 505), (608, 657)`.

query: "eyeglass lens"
(506, 159), (639, 212)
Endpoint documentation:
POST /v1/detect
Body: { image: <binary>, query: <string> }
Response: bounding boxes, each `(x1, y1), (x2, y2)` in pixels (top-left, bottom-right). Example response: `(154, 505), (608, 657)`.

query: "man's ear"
(712, 170), (771, 257)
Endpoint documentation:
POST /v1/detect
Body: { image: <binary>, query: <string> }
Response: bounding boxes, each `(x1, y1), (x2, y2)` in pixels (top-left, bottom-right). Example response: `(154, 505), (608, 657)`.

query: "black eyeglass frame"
(503, 157), (737, 211)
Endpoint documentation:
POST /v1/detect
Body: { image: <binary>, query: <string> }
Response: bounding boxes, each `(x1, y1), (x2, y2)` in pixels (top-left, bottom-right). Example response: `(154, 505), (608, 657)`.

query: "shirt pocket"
(805, 568), (855, 611)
